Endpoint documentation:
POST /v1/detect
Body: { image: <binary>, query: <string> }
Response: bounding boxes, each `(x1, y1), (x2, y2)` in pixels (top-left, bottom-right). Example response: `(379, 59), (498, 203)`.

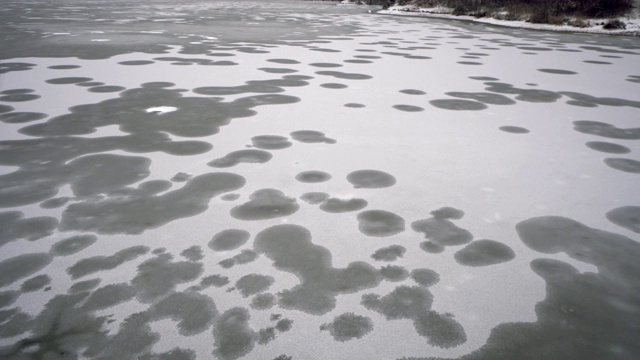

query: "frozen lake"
(1, 0), (639, 359)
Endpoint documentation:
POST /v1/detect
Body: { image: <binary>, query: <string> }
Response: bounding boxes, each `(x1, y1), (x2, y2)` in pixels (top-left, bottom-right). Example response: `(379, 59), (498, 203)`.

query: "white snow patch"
(145, 106), (178, 115)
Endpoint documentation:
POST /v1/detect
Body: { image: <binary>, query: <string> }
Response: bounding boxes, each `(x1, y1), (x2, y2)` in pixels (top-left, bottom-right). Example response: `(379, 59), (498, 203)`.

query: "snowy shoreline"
(377, 5), (640, 36)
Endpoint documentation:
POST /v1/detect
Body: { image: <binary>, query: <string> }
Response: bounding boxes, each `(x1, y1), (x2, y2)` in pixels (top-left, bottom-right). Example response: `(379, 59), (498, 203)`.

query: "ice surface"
(0, 0), (639, 359)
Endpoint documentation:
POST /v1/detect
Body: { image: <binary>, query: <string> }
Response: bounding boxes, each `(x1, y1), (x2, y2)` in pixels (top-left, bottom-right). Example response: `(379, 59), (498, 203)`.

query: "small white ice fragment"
(146, 106), (178, 115)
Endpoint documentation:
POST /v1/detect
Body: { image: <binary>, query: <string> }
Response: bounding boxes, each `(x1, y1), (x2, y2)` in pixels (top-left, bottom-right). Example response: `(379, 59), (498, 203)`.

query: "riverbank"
(377, 3), (640, 36)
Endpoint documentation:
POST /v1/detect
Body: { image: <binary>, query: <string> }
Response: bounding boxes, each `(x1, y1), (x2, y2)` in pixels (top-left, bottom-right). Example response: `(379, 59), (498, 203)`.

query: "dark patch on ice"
(344, 59), (372, 64)
(393, 104), (424, 112)
(180, 246), (204, 262)
(0, 105), (13, 113)
(275, 318), (293, 332)
(362, 285), (466, 348)
(21, 274), (51, 293)
(484, 82), (562, 103)
(518, 46), (553, 52)
(258, 327), (276, 345)
(354, 55), (380, 59)
(200, 275), (230, 288)
(457, 61), (483, 65)
(251, 135), (292, 150)
(221, 193), (240, 201)
(446, 92), (516, 105)
(604, 158), (640, 173)
(88, 85), (126, 93)
(50, 235), (98, 256)
(251, 293), (277, 310)
(0, 112), (48, 123)
(411, 269), (440, 287)
(290, 130), (336, 144)
(454, 239), (515, 267)
(1, 89), (34, 95)
(67, 245), (149, 279)
(469, 76), (499, 81)
(18, 83), (298, 141)
(209, 229), (250, 252)
(400, 89), (427, 95)
(68, 279), (100, 294)
(310, 48), (341, 53)
(380, 265), (409, 282)
(315, 71), (372, 80)
(320, 198), (368, 213)
(76, 81), (104, 87)
(414, 312), (467, 348)
(371, 245), (406, 262)
(0, 211), (57, 247)
(0, 253), (52, 287)
(429, 99), (488, 111)
(566, 100), (597, 107)
(0, 93), (40, 102)
(45, 77), (93, 85)
(273, 355), (293, 360)
(626, 75), (640, 83)
(560, 92), (640, 108)
(320, 83), (348, 89)
(213, 307), (256, 360)
(537, 68), (577, 75)
(139, 348), (195, 360)
(344, 103), (365, 108)
(208, 149), (272, 167)
(310, 63), (343, 68)
(0, 291), (19, 308)
(428, 217), (640, 360)
(320, 313), (373, 342)
(193, 78), (308, 96)
(82, 283), (136, 311)
(67, 154), (152, 197)
(59, 172), (245, 234)
(131, 253), (203, 302)
(499, 126), (530, 134)
(347, 169), (396, 189)
(148, 291), (217, 336)
(48, 65), (81, 69)
(254, 224), (381, 315)
(236, 274), (275, 297)
(301, 192), (330, 204)
(585, 141), (630, 154)
(267, 59), (300, 64)
(283, 74), (314, 81)
(118, 60), (155, 66)
(171, 172), (192, 182)
(231, 189), (299, 220)
(258, 67), (297, 74)
(219, 250), (259, 269)
(412, 207), (473, 248)
(155, 56), (238, 66)
(430, 207), (465, 220)
(0, 62), (35, 74)
(357, 210), (405, 237)
(583, 60), (612, 65)
(573, 120), (640, 139)
(296, 170), (331, 183)
(606, 206), (640, 234)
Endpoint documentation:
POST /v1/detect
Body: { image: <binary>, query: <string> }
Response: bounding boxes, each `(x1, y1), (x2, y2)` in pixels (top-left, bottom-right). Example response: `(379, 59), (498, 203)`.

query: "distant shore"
(375, 4), (640, 36)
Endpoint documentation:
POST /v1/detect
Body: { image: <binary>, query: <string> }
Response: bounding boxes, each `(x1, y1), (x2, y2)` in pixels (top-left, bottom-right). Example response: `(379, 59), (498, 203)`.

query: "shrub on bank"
(603, 18), (627, 28)
(388, 0), (635, 24)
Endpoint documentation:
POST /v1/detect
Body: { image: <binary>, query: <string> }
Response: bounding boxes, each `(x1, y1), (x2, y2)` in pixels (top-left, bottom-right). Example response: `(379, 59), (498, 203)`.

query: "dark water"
(0, 0), (639, 359)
